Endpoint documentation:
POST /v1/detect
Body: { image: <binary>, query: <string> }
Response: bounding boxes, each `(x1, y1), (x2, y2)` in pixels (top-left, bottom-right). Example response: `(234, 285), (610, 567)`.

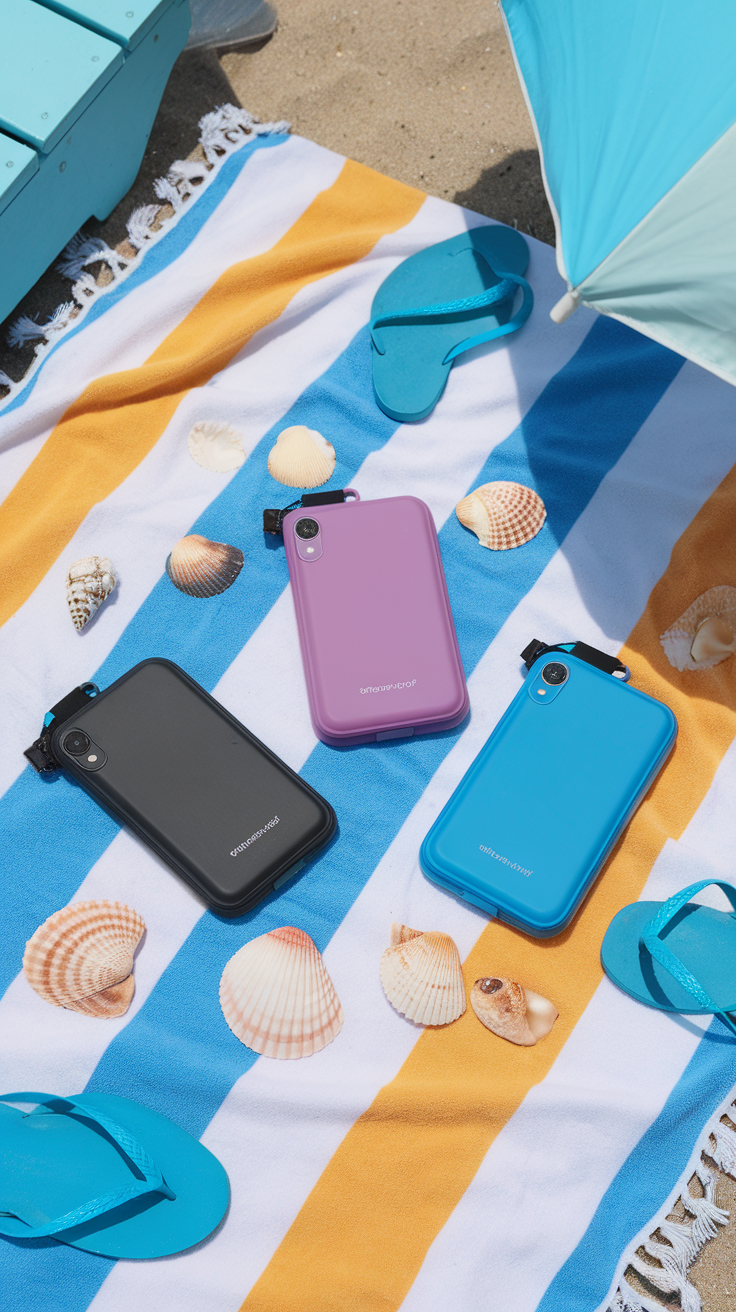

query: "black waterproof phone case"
(50, 659), (337, 916)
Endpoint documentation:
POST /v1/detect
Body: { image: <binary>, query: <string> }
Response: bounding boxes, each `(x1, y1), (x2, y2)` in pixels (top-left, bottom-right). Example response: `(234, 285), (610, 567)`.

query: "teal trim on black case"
(420, 654), (677, 938)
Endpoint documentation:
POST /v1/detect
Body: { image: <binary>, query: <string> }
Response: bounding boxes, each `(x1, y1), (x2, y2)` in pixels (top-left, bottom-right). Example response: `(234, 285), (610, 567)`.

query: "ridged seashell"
(380, 923), (466, 1027)
(267, 425), (336, 489)
(66, 556), (116, 631)
(187, 420), (245, 473)
(456, 481), (546, 550)
(22, 900), (145, 1018)
(220, 926), (344, 1059)
(660, 586), (736, 671)
(166, 534), (243, 598)
(471, 976), (558, 1046)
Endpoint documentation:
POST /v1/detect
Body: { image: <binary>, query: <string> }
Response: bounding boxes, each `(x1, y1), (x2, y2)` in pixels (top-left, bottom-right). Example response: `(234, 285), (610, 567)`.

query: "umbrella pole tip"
(550, 290), (581, 324)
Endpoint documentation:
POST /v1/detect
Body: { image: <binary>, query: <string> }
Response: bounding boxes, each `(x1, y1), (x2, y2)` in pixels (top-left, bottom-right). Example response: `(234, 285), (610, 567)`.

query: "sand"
(222, 0), (555, 243)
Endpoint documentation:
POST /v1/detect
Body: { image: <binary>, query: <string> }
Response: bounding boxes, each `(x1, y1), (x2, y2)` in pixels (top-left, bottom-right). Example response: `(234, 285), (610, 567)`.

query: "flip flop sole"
(371, 225), (530, 423)
(0, 1093), (229, 1258)
(601, 901), (736, 1015)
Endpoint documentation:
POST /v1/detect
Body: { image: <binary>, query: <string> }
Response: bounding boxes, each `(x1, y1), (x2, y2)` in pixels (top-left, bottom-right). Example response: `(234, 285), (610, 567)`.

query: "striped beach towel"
(2, 112), (736, 1312)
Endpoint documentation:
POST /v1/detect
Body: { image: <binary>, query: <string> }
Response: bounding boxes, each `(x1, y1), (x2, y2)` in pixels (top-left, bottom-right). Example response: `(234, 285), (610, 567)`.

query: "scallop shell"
(660, 586), (736, 671)
(219, 926), (344, 1059)
(65, 556), (116, 631)
(187, 420), (245, 473)
(380, 923), (466, 1027)
(166, 534), (244, 597)
(470, 976), (558, 1046)
(22, 900), (145, 1018)
(267, 425), (336, 489)
(456, 481), (546, 550)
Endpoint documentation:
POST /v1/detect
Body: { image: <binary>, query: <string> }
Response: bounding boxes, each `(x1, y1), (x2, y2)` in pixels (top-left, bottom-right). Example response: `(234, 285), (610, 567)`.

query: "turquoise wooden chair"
(0, 0), (191, 326)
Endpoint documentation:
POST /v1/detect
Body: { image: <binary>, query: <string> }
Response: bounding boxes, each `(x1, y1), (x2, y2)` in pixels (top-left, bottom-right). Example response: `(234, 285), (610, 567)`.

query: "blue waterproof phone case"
(420, 652), (677, 937)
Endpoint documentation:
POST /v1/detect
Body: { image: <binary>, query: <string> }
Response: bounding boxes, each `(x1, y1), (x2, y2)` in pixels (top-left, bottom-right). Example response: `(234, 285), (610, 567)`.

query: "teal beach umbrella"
(500, 0), (736, 385)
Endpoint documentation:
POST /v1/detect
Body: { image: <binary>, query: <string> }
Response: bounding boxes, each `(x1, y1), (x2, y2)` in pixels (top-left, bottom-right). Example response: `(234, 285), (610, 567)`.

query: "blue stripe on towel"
(534, 1017), (736, 1312)
(1, 320), (683, 1312)
(0, 135), (287, 418)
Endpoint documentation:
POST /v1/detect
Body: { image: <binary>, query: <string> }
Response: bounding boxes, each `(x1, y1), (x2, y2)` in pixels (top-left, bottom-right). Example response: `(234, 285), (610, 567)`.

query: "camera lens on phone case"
(295, 517), (320, 540)
(541, 662), (569, 686)
(63, 730), (91, 755)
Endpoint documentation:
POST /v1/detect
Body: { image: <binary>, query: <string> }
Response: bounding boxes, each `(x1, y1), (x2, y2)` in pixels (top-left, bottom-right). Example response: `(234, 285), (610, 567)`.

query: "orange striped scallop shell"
(219, 926), (344, 1059)
(23, 900), (145, 1018)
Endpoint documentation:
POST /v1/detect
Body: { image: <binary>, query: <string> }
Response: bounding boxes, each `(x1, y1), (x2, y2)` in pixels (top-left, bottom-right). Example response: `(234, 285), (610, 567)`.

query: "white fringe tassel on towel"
(605, 1100), (736, 1312)
(1, 105), (289, 405)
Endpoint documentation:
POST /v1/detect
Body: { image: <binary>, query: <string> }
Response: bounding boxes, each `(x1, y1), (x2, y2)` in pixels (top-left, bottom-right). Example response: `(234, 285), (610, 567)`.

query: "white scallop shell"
(23, 900), (145, 1018)
(267, 425), (336, 489)
(65, 556), (116, 631)
(660, 585), (736, 671)
(166, 534), (244, 597)
(470, 976), (558, 1046)
(220, 926), (344, 1059)
(380, 923), (466, 1027)
(187, 421), (245, 473)
(456, 481), (546, 550)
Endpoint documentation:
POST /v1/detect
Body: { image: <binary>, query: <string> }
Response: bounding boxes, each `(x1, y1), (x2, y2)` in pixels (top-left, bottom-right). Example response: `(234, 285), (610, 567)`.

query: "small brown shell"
(380, 923), (466, 1027)
(166, 534), (243, 598)
(471, 976), (558, 1046)
(456, 481), (546, 550)
(660, 586), (736, 671)
(66, 556), (117, 631)
(23, 900), (145, 1018)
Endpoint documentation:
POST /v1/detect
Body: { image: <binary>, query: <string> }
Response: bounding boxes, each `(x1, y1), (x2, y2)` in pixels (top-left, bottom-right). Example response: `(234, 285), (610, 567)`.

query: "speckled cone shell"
(166, 534), (244, 598)
(380, 923), (466, 1027)
(65, 556), (116, 631)
(267, 425), (336, 489)
(219, 926), (344, 1059)
(455, 481), (546, 550)
(471, 976), (558, 1046)
(22, 900), (145, 1018)
(660, 585), (736, 671)
(187, 420), (245, 472)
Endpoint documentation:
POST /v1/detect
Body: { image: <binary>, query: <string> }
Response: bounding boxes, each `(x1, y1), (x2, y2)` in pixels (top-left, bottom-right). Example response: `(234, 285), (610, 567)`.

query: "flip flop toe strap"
(370, 265), (533, 362)
(639, 880), (736, 1036)
(0, 1093), (175, 1239)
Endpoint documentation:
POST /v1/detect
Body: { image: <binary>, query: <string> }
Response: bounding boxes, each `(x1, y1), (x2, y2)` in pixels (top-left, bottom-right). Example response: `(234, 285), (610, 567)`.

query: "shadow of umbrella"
(453, 149), (555, 248)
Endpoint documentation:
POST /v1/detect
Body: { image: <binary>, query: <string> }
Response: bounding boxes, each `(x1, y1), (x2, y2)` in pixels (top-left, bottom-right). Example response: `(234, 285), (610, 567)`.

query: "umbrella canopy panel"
(502, 0), (736, 384)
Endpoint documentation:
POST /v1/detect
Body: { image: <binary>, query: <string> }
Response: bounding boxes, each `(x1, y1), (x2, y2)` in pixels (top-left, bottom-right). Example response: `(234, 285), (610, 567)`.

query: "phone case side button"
(273, 859), (306, 891)
(376, 727), (415, 741)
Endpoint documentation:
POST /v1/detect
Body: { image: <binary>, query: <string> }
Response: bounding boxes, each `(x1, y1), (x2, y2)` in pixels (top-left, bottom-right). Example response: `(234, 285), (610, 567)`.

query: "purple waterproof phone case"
(283, 494), (469, 746)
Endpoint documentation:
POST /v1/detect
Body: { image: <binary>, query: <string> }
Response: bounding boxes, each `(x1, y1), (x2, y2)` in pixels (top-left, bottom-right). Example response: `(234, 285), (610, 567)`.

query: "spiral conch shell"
(660, 586), (736, 671)
(471, 976), (558, 1046)
(66, 556), (116, 631)
(166, 534), (244, 597)
(188, 420), (245, 472)
(380, 923), (466, 1027)
(267, 425), (336, 489)
(23, 900), (145, 1018)
(220, 926), (344, 1059)
(456, 481), (546, 550)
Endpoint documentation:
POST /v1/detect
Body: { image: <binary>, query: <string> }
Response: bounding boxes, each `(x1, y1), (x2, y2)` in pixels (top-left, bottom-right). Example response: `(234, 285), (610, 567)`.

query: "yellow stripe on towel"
(241, 461), (736, 1312)
(0, 161), (423, 627)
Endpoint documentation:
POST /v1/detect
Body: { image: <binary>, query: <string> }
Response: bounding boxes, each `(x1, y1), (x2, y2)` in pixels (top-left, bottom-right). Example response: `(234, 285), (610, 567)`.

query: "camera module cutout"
(294, 516), (323, 562)
(62, 729), (107, 771)
(528, 661), (569, 706)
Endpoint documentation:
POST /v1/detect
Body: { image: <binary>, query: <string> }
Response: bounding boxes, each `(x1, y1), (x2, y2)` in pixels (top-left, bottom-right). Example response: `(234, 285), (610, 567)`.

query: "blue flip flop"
(370, 225), (533, 423)
(0, 1092), (230, 1258)
(601, 880), (736, 1036)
